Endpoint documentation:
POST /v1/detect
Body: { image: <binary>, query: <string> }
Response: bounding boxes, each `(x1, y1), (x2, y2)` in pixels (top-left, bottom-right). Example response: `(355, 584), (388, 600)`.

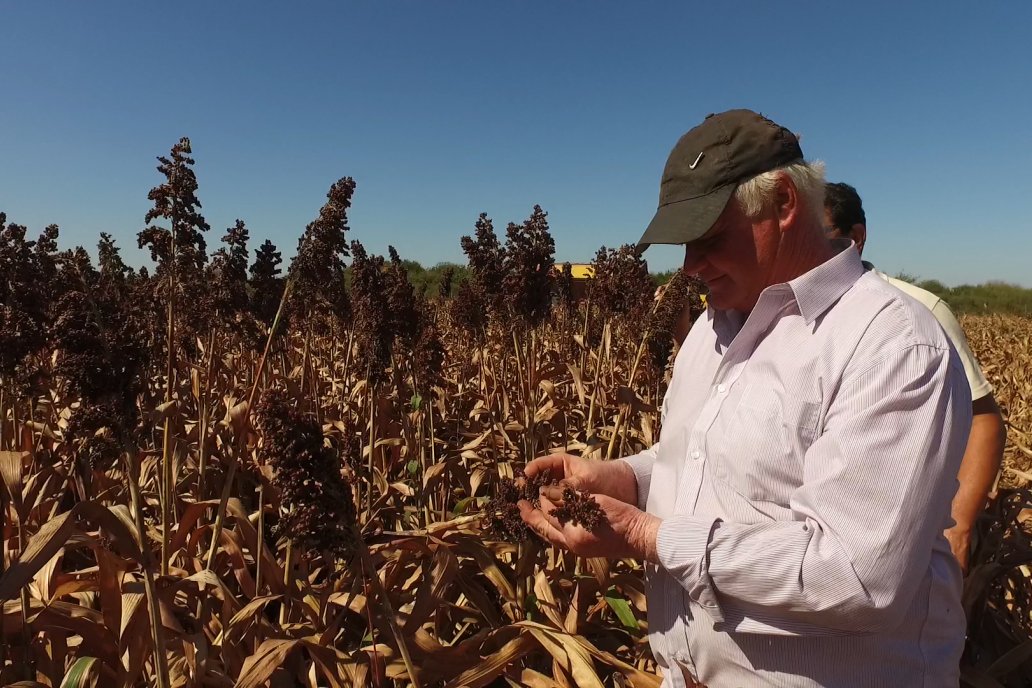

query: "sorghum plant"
(645, 269), (707, 371)
(450, 276), (490, 341)
(137, 136), (211, 357)
(0, 215), (55, 397)
(348, 240), (392, 387)
(137, 137), (210, 282)
(384, 246), (445, 390)
(249, 239), (285, 328)
(286, 177), (355, 334)
(255, 388), (358, 561)
(385, 246), (420, 348)
(53, 258), (149, 479)
(438, 265), (455, 299)
(555, 261), (575, 313)
(502, 205), (555, 329)
(591, 244), (655, 322)
(459, 212), (506, 320)
(206, 219), (251, 321)
(98, 231), (133, 285)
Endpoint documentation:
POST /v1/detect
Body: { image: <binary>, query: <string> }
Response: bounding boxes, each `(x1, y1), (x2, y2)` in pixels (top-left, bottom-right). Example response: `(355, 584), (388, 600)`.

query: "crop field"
(1, 140), (1030, 687)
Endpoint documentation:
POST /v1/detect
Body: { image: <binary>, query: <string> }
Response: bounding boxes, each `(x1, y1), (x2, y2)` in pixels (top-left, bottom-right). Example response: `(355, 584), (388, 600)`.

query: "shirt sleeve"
(928, 299), (993, 400)
(655, 342), (972, 634)
(619, 445), (658, 510)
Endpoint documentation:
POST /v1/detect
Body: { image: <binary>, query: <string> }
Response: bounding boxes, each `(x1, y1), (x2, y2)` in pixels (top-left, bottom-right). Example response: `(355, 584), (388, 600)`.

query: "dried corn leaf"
(403, 545), (458, 633)
(520, 622), (604, 688)
(0, 501), (140, 603)
(453, 536), (515, 603)
(233, 638), (301, 688)
(0, 451), (27, 518)
(443, 633), (537, 688)
(533, 570), (565, 629)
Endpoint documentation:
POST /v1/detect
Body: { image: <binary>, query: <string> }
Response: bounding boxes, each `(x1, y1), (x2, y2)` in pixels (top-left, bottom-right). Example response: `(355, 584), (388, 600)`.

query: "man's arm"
(922, 301), (1005, 572)
(947, 394), (1007, 572)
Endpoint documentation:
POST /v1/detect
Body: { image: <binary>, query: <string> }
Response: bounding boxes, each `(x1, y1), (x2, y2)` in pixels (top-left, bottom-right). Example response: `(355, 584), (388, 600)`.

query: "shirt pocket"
(711, 382), (821, 506)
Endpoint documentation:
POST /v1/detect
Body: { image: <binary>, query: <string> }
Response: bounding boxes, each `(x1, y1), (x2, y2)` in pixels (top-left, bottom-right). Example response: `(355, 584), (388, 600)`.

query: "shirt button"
(690, 450), (701, 460)
(717, 383), (727, 394)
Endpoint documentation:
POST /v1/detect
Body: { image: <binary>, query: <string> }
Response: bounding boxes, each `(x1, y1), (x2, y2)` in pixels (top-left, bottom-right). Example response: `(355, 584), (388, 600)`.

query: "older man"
(519, 109), (971, 687)
(824, 181), (1006, 573)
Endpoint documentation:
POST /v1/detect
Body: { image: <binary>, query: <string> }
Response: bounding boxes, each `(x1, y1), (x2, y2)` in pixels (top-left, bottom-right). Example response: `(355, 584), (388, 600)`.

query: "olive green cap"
(637, 109), (803, 249)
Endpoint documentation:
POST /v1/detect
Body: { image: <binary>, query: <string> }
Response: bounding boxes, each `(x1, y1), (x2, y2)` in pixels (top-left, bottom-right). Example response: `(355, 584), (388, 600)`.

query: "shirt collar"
(787, 241), (866, 325)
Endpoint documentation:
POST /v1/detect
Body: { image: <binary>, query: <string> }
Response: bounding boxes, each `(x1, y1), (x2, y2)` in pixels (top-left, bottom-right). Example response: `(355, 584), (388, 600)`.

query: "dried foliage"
(954, 314), (1032, 687)
(1, 138), (1028, 687)
(962, 314), (1032, 488)
(962, 488), (1032, 687)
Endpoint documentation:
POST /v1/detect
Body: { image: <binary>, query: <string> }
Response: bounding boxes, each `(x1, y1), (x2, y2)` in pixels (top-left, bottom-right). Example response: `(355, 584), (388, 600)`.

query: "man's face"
(822, 209), (845, 239)
(823, 208), (863, 255)
(681, 198), (780, 313)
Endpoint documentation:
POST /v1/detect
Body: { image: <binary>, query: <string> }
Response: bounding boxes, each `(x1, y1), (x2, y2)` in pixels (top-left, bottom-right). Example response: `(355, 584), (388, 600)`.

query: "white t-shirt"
(869, 263), (993, 400)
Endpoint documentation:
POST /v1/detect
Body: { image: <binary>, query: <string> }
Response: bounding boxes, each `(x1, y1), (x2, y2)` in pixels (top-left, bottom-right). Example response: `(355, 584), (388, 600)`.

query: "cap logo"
(688, 152), (704, 170)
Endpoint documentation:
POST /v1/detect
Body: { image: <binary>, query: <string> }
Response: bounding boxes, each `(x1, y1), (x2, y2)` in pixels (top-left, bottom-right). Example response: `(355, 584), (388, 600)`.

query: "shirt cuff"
(657, 515), (724, 623)
(618, 453), (654, 509)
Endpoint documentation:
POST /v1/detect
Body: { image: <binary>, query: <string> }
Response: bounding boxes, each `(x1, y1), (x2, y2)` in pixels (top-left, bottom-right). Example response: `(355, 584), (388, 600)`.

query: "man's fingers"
(537, 495), (567, 531)
(517, 499), (567, 547)
(528, 457), (561, 478)
(540, 485), (565, 503)
(524, 454), (565, 478)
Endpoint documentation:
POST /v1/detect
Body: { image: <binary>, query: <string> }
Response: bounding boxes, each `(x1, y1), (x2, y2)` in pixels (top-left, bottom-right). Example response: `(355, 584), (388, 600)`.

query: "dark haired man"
(824, 181), (1006, 573)
(520, 110), (971, 687)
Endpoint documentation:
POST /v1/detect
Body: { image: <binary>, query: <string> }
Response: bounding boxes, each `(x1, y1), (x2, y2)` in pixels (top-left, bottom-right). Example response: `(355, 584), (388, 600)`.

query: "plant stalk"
(205, 279), (292, 571)
(125, 447), (172, 688)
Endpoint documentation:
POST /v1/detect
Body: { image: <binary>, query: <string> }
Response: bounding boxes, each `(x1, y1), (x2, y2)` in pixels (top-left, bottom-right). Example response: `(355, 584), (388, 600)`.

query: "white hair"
(733, 160), (827, 225)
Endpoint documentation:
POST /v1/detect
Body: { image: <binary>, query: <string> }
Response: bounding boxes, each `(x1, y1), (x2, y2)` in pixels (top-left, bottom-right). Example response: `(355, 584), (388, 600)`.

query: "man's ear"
(774, 173), (800, 231)
(850, 223), (867, 255)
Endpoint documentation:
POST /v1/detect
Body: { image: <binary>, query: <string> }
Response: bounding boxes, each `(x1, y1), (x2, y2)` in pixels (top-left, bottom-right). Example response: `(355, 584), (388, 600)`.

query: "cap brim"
(636, 184), (736, 250)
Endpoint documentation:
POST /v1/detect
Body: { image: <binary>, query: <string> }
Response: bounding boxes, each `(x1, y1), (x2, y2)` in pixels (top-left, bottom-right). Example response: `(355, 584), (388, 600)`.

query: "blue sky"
(2, 2), (1030, 286)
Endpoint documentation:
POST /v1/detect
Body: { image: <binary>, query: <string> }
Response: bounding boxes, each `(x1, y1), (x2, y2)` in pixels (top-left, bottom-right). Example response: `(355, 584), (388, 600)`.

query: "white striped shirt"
(622, 245), (971, 687)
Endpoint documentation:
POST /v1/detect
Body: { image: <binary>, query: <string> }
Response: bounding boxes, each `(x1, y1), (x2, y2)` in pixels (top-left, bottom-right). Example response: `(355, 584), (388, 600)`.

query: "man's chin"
(703, 283), (731, 309)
